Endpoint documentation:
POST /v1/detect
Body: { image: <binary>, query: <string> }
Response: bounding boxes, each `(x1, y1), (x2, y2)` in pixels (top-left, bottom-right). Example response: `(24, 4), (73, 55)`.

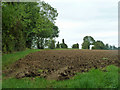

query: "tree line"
(2, 1), (59, 53)
(81, 36), (117, 50)
(55, 36), (117, 50)
(2, 1), (118, 53)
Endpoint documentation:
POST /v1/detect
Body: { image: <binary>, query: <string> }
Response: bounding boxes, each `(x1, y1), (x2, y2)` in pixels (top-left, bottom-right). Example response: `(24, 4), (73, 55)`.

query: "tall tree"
(92, 40), (105, 50)
(2, 1), (59, 52)
(56, 41), (60, 48)
(82, 41), (90, 49)
(2, 2), (27, 52)
(33, 1), (58, 49)
(60, 39), (68, 48)
(105, 44), (109, 50)
(39, 1), (58, 23)
(82, 36), (95, 49)
(72, 43), (79, 49)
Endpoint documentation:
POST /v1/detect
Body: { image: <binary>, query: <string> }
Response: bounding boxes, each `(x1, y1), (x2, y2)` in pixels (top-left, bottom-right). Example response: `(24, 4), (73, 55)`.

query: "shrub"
(82, 41), (90, 49)
(56, 41), (60, 48)
(60, 39), (68, 48)
(49, 39), (55, 49)
(72, 43), (79, 49)
(60, 43), (68, 48)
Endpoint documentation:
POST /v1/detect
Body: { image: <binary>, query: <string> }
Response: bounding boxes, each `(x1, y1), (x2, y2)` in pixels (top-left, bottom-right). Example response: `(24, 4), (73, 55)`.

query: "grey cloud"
(44, 0), (118, 47)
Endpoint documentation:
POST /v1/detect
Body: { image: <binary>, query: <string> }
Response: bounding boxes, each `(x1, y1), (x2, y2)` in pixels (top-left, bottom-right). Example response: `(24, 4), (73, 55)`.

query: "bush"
(49, 39), (55, 49)
(60, 43), (68, 48)
(82, 41), (90, 49)
(60, 39), (68, 48)
(72, 43), (79, 49)
(92, 41), (105, 50)
(56, 41), (60, 48)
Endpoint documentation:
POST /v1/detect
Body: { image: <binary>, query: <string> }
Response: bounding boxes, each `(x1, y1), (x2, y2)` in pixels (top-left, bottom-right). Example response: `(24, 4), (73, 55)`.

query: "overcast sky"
(44, 0), (118, 48)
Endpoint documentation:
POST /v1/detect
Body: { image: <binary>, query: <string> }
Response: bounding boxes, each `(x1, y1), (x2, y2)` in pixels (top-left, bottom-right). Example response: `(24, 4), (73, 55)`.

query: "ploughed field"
(4, 50), (119, 81)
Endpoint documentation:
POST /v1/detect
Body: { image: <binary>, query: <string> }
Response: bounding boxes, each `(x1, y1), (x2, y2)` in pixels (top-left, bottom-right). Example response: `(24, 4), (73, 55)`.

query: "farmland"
(1, 1), (119, 88)
(2, 49), (120, 88)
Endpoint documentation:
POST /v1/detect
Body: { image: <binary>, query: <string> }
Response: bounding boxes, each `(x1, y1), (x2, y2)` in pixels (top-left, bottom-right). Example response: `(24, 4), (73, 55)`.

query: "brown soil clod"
(46, 66), (74, 80)
(3, 50), (119, 81)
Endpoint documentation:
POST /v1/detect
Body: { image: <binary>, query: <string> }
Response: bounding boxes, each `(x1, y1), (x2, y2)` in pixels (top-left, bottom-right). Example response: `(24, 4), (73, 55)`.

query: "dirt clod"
(3, 50), (119, 80)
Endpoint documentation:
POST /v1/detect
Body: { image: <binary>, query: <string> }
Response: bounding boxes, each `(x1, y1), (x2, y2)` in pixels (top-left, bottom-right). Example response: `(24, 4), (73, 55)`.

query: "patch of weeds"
(2, 49), (40, 70)
(37, 69), (43, 73)
(102, 57), (108, 60)
(50, 65), (118, 88)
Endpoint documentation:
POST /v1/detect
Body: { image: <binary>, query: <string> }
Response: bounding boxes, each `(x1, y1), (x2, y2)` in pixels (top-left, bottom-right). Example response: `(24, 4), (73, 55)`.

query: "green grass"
(2, 48), (78, 69)
(2, 49), (40, 70)
(2, 65), (119, 88)
(44, 48), (79, 50)
(102, 57), (109, 60)
(2, 77), (54, 88)
(50, 65), (119, 88)
(2, 49), (119, 88)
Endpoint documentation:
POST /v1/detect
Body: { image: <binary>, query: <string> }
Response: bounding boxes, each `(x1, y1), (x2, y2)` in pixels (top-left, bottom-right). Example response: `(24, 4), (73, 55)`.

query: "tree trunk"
(40, 38), (44, 49)
(37, 37), (40, 49)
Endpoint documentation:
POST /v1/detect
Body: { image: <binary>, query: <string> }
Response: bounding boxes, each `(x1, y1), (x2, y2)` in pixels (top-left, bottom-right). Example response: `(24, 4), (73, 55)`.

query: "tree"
(83, 36), (95, 45)
(2, 1), (59, 53)
(109, 45), (113, 50)
(23, 2), (41, 49)
(82, 41), (90, 49)
(51, 25), (59, 38)
(118, 47), (120, 50)
(92, 40), (105, 50)
(33, 1), (58, 49)
(72, 43), (79, 49)
(56, 41), (60, 48)
(82, 36), (95, 49)
(105, 44), (109, 50)
(2, 2), (28, 52)
(60, 43), (68, 48)
(62, 39), (65, 44)
(48, 39), (55, 49)
(60, 39), (68, 48)
(112, 45), (117, 50)
(39, 1), (58, 23)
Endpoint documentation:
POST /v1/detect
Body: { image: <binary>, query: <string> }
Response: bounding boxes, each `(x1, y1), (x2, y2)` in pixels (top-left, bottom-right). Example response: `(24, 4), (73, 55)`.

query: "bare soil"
(3, 50), (119, 80)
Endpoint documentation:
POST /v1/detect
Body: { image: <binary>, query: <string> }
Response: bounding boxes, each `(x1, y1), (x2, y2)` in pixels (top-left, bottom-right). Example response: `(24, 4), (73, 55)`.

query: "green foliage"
(60, 43), (68, 48)
(51, 65), (118, 88)
(92, 40), (105, 50)
(23, 2), (41, 49)
(2, 49), (40, 70)
(81, 36), (117, 50)
(56, 41), (60, 48)
(112, 45), (118, 50)
(2, 50), (119, 88)
(2, 1), (59, 53)
(2, 77), (53, 88)
(62, 39), (65, 44)
(39, 1), (58, 23)
(105, 44), (109, 50)
(83, 36), (95, 44)
(102, 57), (108, 60)
(2, 2), (39, 52)
(82, 36), (95, 49)
(60, 39), (68, 48)
(2, 3), (23, 52)
(33, 1), (59, 49)
(104, 44), (117, 50)
(118, 47), (120, 50)
(72, 43), (79, 49)
(2, 65), (119, 88)
(48, 39), (55, 49)
(82, 41), (90, 49)
(52, 26), (59, 38)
